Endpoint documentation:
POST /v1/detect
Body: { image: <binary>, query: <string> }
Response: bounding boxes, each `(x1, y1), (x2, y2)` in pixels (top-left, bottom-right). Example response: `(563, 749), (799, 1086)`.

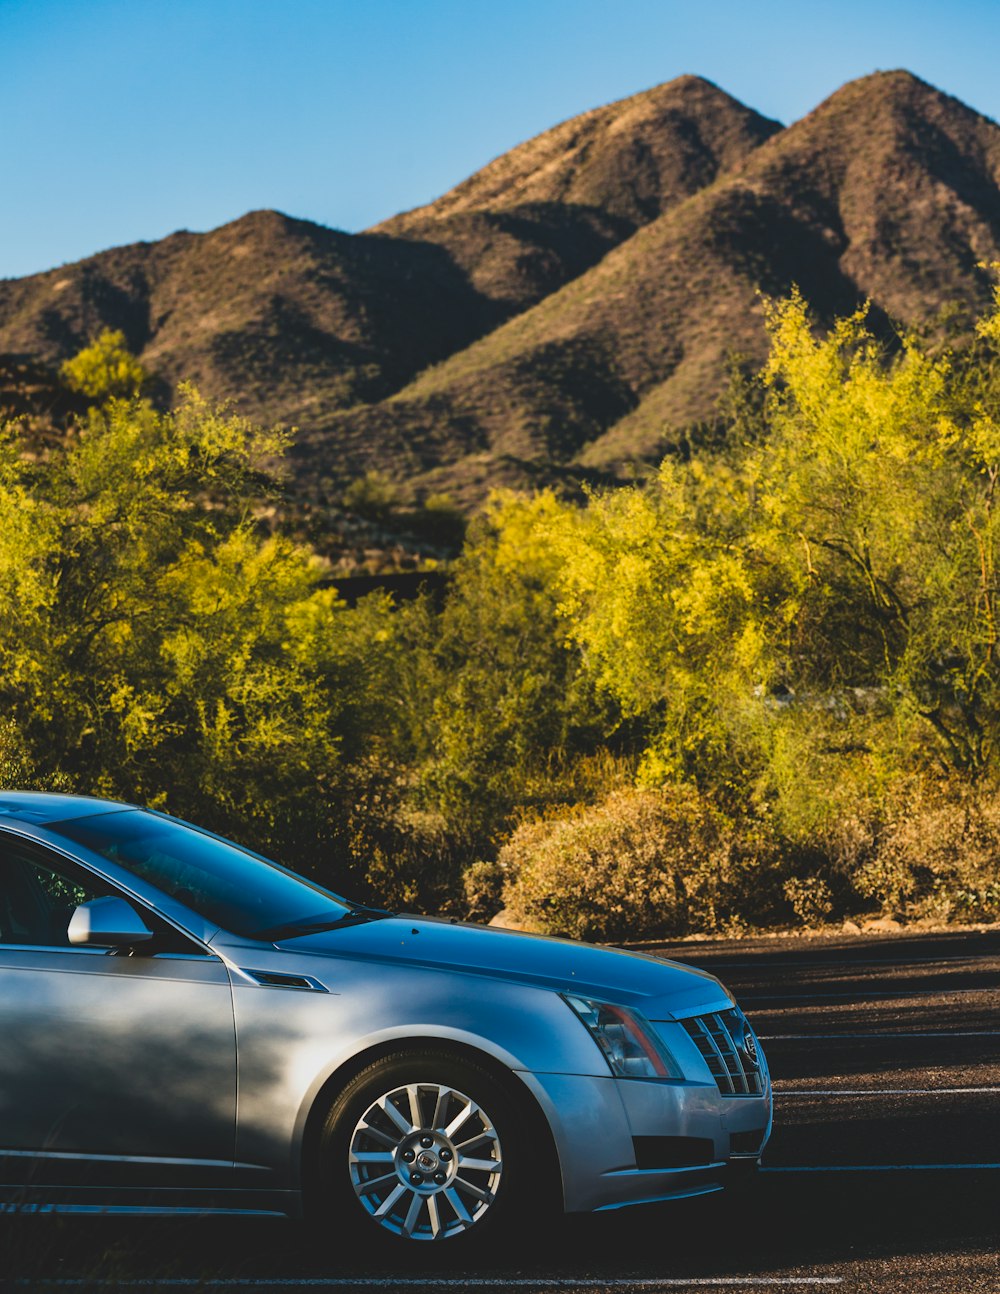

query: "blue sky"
(3, 0), (999, 279)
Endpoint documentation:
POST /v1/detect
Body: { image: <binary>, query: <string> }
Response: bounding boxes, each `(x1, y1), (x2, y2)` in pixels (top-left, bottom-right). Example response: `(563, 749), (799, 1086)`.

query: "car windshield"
(50, 810), (357, 940)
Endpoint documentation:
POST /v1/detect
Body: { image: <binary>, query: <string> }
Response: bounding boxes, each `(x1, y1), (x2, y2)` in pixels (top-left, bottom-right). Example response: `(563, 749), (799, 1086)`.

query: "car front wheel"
(318, 1050), (526, 1245)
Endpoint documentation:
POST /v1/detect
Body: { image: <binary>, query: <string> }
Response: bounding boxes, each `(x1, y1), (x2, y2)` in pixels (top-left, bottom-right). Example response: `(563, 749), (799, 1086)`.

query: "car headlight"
(562, 994), (682, 1079)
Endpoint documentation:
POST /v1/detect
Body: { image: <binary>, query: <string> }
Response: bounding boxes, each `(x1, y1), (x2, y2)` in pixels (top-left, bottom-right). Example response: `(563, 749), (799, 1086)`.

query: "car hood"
(276, 916), (731, 1018)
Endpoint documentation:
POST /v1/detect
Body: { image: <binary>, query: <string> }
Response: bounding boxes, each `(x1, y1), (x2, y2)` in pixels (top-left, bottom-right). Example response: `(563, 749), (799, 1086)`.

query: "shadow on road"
(1, 1171), (997, 1289)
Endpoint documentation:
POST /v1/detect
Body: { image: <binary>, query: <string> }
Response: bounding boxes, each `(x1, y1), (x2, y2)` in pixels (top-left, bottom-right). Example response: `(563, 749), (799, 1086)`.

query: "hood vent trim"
(242, 969), (328, 992)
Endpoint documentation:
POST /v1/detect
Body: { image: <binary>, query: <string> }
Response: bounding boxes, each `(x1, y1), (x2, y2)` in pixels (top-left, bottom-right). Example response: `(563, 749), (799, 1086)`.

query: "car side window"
(0, 835), (211, 955)
(0, 838), (110, 947)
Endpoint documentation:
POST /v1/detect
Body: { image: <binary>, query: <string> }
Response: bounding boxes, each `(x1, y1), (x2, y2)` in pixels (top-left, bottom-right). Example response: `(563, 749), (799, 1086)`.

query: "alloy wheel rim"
(348, 1081), (503, 1240)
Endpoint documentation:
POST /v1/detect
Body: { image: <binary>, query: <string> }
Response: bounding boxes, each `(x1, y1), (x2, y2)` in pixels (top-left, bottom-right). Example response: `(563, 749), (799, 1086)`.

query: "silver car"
(0, 792), (771, 1243)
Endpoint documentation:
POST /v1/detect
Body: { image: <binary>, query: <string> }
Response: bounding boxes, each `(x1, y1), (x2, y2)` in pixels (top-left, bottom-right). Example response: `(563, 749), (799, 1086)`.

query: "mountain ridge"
(3, 70), (999, 510)
(374, 75), (782, 229)
(299, 69), (1000, 497)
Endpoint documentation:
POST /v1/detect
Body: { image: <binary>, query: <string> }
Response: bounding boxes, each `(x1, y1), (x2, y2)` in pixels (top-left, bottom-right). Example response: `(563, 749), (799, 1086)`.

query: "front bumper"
(517, 1068), (772, 1213)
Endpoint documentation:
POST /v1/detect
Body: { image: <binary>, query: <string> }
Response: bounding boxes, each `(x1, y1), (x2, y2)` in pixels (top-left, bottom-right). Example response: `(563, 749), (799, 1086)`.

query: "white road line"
(24, 1280), (846, 1289)
(773, 1086), (1000, 1096)
(760, 1030), (1000, 1040)
(763, 1163), (1000, 1172)
(680, 954), (989, 970)
(744, 986), (998, 1002)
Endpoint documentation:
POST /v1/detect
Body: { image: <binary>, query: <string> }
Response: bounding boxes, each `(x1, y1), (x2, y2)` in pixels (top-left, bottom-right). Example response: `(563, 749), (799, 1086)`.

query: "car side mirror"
(68, 896), (154, 947)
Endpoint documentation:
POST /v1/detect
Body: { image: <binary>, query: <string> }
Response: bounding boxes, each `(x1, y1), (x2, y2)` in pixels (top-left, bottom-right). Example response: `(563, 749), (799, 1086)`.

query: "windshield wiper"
(254, 907), (391, 942)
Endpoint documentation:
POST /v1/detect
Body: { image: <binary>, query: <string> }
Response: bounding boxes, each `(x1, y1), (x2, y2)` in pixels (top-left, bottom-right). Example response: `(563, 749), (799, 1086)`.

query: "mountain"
(2, 71), (999, 513)
(0, 77), (776, 444)
(0, 210), (513, 428)
(373, 75), (781, 310)
(304, 71), (1000, 498)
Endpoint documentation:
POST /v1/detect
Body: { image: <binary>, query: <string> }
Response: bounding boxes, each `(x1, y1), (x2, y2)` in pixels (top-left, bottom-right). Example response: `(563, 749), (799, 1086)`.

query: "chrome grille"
(681, 1009), (763, 1096)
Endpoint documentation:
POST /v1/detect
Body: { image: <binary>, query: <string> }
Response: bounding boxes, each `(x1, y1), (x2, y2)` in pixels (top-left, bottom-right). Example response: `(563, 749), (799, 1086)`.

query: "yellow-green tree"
(0, 387), (399, 864)
(60, 328), (148, 400)
(399, 491), (613, 840)
(536, 285), (1000, 790)
(757, 290), (1000, 775)
(535, 456), (768, 789)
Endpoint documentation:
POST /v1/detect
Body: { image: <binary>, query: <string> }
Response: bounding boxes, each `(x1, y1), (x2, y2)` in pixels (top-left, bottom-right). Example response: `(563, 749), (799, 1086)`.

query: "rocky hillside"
(0, 78), (775, 438)
(305, 71), (1000, 500)
(2, 71), (999, 508)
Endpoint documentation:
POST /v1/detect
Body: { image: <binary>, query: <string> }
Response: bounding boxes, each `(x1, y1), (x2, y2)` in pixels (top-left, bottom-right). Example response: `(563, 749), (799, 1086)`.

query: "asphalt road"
(2, 928), (999, 1293)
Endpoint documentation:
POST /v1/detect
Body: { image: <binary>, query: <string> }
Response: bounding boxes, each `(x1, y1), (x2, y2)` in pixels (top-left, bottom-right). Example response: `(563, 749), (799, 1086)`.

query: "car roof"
(0, 791), (134, 824)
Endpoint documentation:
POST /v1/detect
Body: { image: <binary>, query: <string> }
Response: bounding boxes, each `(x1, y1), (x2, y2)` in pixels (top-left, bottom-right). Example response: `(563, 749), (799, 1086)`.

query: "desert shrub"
(300, 752), (469, 916)
(758, 726), (883, 920)
(497, 786), (781, 941)
(0, 718), (71, 792)
(342, 470), (400, 520)
(456, 754), (636, 926)
(856, 779), (1000, 920)
(950, 882), (1000, 921)
(461, 858), (509, 924)
(499, 789), (692, 940)
(356, 809), (462, 915)
(408, 493), (467, 548)
(783, 876), (834, 926)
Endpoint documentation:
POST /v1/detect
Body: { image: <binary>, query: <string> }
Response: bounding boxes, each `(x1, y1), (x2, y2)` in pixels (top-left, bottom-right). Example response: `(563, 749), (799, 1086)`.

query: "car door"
(0, 830), (237, 1192)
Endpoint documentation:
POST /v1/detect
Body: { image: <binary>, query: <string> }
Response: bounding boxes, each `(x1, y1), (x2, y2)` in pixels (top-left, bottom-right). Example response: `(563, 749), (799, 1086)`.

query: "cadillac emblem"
(740, 1026), (759, 1068)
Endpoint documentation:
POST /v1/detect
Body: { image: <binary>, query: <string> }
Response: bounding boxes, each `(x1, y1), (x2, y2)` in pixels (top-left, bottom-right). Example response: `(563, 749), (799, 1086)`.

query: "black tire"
(316, 1048), (533, 1247)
